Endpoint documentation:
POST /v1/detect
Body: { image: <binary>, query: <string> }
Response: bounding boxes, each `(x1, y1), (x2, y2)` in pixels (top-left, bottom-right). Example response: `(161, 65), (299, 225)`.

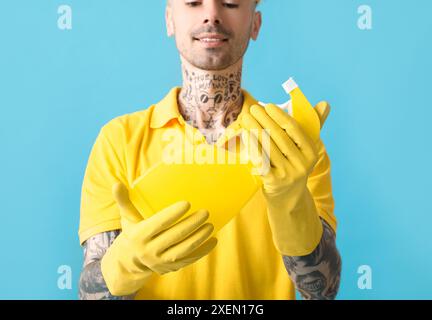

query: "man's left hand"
(240, 101), (331, 256)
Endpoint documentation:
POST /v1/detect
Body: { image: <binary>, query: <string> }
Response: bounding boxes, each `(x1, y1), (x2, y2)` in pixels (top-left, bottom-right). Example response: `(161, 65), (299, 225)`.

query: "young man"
(78, 0), (341, 300)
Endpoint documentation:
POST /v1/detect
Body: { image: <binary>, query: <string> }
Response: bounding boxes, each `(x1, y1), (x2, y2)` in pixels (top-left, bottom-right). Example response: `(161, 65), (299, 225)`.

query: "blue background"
(1, 0), (431, 299)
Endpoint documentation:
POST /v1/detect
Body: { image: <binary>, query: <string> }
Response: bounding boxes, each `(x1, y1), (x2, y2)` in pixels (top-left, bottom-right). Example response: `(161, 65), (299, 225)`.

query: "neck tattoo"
(178, 64), (244, 145)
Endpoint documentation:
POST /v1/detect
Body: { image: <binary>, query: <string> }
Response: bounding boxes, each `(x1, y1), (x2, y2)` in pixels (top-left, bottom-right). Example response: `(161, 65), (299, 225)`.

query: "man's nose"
(202, 1), (222, 25)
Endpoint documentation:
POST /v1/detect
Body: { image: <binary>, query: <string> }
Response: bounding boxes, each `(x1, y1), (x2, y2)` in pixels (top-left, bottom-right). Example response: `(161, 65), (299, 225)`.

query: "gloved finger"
(161, 222), (215, 261)
(265, 104), (318, 165)
(132, 200), (191, 241)
(250, 104), (305, 170)
(241, 129), (269, 176)
(314, 101), (331, 129)
(242, 129), (288, 188)
(152, 209), (210, 252)
(241, 113), (286, 169)
(168, 237), (218, 270)
(112, 182), (142, 224)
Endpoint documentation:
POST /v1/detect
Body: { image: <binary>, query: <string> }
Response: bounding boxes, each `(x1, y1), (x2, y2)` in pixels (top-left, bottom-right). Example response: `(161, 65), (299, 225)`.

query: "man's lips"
(193, 35), (228, 48)
(193, 33), (229, 42)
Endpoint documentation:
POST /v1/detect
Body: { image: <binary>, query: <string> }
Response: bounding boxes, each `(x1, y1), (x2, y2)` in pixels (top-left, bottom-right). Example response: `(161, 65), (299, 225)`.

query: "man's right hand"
(100, 182), (218, 296)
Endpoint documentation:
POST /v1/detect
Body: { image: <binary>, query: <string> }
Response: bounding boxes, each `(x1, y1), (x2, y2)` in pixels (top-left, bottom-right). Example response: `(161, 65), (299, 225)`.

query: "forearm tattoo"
(178, 63), (244, 144)
(78, 230), (135, 300)
(282, 219), (342, 300)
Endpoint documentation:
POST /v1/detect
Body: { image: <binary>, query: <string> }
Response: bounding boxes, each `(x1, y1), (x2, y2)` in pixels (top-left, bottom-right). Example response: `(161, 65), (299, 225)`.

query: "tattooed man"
(79, 0), (341, 300)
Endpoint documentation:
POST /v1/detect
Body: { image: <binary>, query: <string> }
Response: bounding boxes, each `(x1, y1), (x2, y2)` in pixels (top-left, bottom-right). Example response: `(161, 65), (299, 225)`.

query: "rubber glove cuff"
(101, 232), (153, 297)
(264, 187), (323, 257)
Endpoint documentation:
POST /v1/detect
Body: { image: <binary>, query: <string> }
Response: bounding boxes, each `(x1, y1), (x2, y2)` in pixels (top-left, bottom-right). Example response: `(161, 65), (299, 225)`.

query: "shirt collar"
(150, 87), (184, 129)
(150, 86), (259, 130)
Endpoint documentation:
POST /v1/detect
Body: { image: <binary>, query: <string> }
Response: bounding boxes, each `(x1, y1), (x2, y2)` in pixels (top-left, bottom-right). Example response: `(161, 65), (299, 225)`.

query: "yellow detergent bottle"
(259, 77), (321, 143)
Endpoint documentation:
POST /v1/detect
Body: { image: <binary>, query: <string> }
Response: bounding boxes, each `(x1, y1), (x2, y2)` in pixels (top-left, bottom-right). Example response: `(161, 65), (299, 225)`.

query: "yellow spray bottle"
(259, 77), (321, 143)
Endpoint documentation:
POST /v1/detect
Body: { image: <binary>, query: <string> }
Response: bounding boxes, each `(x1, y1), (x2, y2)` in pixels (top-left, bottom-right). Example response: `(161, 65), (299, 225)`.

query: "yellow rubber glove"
(241, 102), (330, 256)
(100, 182), (218, 296)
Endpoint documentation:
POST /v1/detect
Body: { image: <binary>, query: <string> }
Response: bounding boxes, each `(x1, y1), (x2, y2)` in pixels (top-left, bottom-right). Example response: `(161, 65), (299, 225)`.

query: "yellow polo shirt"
(78, 87), (337, 300)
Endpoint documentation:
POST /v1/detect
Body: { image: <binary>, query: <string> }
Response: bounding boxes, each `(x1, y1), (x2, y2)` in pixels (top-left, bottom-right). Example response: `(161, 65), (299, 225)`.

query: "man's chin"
(187, 55), (234, 71)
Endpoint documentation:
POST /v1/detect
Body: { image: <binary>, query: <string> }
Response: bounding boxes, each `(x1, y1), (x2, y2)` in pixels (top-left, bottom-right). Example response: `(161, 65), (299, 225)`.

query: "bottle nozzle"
(282, 77), (298, 94)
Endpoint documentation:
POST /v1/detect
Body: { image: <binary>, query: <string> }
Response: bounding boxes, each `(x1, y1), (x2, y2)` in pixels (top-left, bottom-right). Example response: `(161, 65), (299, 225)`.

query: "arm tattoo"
(78, 230), (135, 300)
(282, 219), (342, 300)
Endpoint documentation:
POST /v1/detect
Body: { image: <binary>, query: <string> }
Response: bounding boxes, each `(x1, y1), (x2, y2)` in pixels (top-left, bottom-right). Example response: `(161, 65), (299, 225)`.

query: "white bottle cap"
(282, 77), (298, 94)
